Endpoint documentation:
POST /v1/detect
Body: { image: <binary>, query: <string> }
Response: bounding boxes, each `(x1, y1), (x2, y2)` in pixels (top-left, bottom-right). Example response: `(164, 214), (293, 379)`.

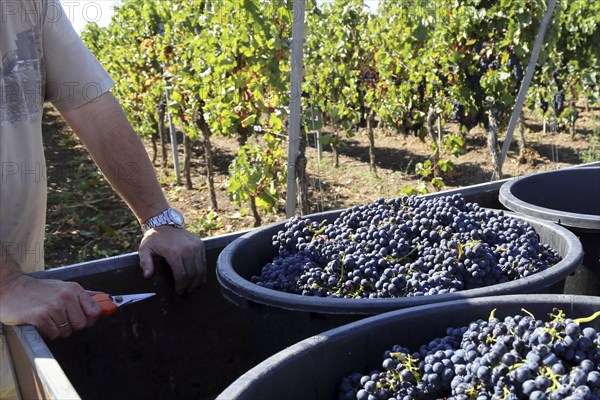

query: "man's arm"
(0, 247), (101, 339)
(61, 92), (168, 223)
(60, 91), (206, 294)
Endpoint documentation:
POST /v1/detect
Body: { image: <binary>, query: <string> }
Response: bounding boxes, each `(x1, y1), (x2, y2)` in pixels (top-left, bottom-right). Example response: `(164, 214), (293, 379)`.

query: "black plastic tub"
(499, 165), (600, 296)
(216, 207), (584, 360)
(499, 166), (600, 231)
(216, 294), (600, 400)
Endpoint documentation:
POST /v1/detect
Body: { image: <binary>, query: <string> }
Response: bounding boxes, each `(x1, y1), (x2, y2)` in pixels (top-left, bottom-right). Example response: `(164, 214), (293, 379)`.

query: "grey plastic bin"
(217, 208), (584, 361)
(216, 294), (600, 400)
(499, 165), (600, 295)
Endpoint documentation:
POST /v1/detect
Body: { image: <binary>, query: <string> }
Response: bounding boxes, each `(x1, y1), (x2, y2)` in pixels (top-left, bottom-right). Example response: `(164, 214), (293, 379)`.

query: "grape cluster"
(553, 90), (565, 116)
(552, 69), (563, 91)
(479, 52), (500, 74)
(452, 102), (466, 125)
(417, 81), (425, 103)
(251, 195), (561, 298)
(490, 104), (505, 124)
(338, 309), (600, 400)
(433, 72), (448, 95)
(451, 44), (525, 133)
(539, 99), (549, 115)
(507, 50), (523, 83)
(550, 67), (566, 132)
(451, 101), (480, 133)
(358, 68), (379, 88)
(467, 74), (484, 98)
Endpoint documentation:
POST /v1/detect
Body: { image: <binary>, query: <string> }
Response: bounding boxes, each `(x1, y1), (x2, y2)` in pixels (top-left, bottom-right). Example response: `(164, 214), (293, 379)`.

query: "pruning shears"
(92, 293), (156, 316)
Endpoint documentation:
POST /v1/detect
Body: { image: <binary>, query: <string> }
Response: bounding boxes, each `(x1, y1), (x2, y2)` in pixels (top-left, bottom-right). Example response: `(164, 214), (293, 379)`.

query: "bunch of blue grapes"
(251, 194), (560, 298)
(550, 67), (566, 132)
(452, 102), (466, 126)
(553, 90), (565, 116)
(539, 99), (549, 115)
(338, 309), (600, 399)
(507, 50), (523, 83)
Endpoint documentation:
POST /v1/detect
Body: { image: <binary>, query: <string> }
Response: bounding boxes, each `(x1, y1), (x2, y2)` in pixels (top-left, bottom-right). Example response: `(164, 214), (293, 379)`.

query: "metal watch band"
(141, 208), (184, 232)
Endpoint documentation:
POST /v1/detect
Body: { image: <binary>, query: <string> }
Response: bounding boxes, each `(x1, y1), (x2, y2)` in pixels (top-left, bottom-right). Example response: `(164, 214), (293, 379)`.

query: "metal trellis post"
(158, 23), (181, 185)
(495, 0), (558, 179)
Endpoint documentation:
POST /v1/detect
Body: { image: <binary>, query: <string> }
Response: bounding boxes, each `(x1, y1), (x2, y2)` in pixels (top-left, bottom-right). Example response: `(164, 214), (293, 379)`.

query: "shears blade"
(92, 292), (156, 316)
(112, 293), (156, 307)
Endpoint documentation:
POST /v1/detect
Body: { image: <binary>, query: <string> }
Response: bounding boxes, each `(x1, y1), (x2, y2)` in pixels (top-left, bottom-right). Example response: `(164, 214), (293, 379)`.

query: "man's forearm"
(61, 92), (168, 223)
(0, 247), (25, 288)
(1, 246), (26, 324)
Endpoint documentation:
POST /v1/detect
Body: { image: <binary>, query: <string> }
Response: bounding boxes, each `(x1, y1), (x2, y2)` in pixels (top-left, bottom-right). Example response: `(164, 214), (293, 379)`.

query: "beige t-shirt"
(0, 0), (114, 273)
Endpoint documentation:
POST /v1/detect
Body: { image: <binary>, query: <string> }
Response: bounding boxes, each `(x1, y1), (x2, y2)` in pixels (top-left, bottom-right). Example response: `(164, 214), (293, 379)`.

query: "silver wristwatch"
(141, 208), (185, 232)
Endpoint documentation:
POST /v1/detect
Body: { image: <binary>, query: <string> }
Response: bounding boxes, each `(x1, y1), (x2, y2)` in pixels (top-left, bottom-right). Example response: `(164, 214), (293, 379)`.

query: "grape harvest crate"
(5, 163), (598, 400)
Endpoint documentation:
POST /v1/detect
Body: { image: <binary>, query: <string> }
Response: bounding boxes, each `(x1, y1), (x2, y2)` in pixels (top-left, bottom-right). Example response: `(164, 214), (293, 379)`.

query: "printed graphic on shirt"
(0, 29), (43, 126)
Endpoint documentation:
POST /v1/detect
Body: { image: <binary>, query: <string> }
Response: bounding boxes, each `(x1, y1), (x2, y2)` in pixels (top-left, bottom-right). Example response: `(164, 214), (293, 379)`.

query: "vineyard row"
(80, 0), (599, 225)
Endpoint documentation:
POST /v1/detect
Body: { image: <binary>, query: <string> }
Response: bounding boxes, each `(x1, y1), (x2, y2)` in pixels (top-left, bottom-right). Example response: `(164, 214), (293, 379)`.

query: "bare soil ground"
(42, 103), (599, 268)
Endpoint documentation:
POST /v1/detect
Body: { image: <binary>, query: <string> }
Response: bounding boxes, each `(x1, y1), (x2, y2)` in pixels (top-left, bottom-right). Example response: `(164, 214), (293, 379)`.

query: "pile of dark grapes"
(337, 309), (600, 399)
(251, 195), (561, 298)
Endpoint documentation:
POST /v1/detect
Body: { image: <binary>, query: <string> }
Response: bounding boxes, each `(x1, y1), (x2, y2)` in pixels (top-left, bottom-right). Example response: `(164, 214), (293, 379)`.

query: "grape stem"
(574, 310), (600, 325)
(520, 308), (535, 319)
(488, 307), (497, 322)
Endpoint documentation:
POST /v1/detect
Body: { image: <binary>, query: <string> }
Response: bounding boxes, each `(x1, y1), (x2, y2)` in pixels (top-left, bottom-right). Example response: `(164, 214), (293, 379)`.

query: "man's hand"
(138, 227), (207, 294)
(0, 275), (102, 339)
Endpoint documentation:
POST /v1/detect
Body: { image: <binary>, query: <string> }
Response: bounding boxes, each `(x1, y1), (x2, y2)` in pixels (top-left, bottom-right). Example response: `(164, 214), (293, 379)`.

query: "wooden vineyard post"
(285, 0), (306, 218)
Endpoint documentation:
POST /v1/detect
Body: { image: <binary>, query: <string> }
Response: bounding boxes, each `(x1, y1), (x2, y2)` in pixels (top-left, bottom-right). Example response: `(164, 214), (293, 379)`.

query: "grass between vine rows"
(43, 103), (599, 268)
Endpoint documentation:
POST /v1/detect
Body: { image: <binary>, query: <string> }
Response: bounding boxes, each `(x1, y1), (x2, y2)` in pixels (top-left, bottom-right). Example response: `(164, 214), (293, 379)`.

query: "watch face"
(168, 208), (185, 226)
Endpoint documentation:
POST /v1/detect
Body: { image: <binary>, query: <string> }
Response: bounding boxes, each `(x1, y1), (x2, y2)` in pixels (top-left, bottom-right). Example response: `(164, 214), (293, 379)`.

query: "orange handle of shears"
(92, 293), (118, 316)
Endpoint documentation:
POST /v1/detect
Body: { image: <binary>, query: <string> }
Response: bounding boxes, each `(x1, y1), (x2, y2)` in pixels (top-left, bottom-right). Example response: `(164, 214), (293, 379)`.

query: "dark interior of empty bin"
(43, 247), (256, 400)
(507, 168), (600, 215)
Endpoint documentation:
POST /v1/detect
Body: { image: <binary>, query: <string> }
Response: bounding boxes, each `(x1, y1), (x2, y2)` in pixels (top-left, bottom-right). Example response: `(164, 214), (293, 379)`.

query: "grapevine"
(81, 0), (599, 219)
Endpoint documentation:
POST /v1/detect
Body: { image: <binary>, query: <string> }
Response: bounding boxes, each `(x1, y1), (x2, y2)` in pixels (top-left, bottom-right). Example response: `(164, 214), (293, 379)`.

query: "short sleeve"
(42, 0), (114, 112)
